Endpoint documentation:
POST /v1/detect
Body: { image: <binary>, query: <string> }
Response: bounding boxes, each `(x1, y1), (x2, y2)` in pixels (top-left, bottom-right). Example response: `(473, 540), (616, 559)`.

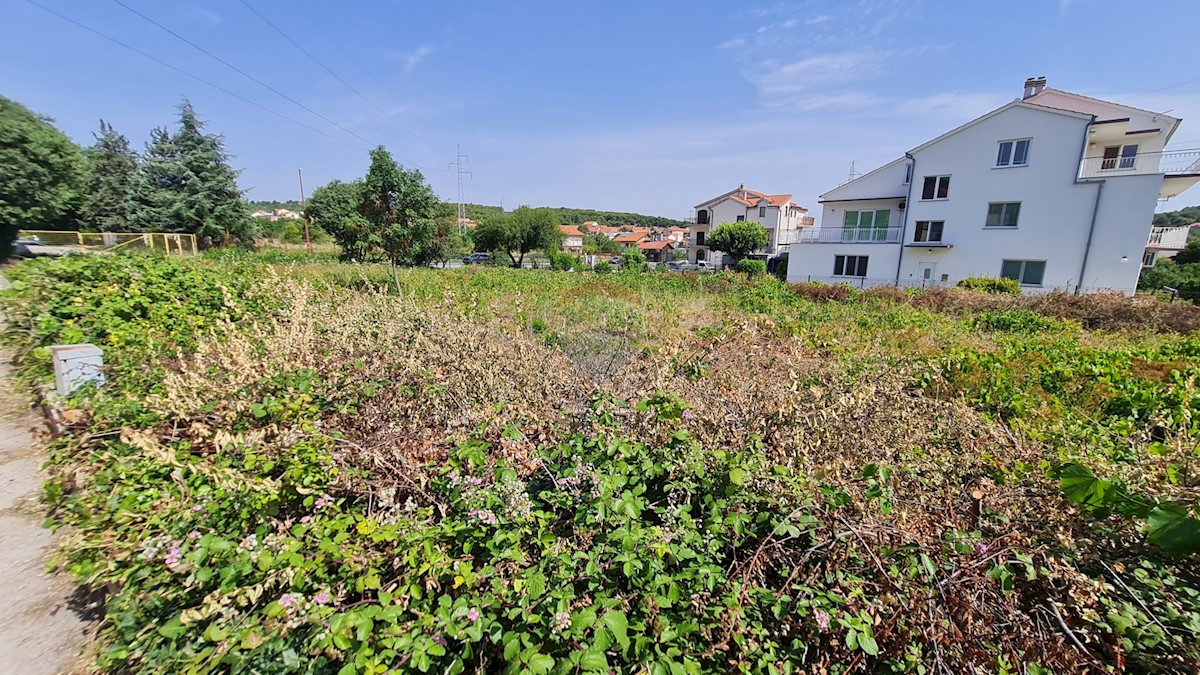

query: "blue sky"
(5, 0), (1200, 220)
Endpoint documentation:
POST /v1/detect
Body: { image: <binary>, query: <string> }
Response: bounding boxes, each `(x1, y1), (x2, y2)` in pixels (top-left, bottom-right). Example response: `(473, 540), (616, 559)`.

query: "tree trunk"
(391, 258), (401, 294)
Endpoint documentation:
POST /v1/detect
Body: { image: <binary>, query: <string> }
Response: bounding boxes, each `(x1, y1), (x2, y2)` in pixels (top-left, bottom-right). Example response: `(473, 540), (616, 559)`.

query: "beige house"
(689, 185), (813, 267)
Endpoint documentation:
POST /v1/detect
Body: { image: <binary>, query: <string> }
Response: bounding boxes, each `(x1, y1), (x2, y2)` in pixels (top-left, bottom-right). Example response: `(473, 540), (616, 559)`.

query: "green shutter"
(1000, 260), (1022, 280)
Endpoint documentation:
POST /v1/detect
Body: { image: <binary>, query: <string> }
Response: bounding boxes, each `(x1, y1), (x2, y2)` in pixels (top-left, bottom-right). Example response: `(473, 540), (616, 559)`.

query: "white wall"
(899, 104), (1100, 291)
(786, 241), (901, 286)
(819, 158), (911, 205)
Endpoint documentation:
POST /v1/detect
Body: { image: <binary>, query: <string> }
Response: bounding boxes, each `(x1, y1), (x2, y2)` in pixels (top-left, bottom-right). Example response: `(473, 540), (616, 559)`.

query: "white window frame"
(1101, 144), (1139, 171)
(1000, 259), (1046, 286)
(913, 220), (944, 243)
(985, 202), (1021, 228)
(833, 254), (869, 277)
(996, 139), (1031, 167)
(921, 175), (951, 201)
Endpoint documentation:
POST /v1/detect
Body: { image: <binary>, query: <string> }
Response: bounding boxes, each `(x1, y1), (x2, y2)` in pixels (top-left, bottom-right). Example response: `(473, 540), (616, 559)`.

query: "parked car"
(667, 261), (699, 272)
(462, 252), (489, 265)
(609, 256), (623, 265)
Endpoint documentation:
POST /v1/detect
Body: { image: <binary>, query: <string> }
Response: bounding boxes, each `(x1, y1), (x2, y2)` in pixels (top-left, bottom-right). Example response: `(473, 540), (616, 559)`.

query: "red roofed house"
(689, 185), (814, 267)
(613, 230), (650, 248)
(559, 225), (585, 253)
(638, 239), (675, 263)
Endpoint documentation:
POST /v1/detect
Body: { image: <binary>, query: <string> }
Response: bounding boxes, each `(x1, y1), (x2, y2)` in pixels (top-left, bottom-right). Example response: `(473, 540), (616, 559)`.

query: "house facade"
(689, 186), (813, 268)
(787, 78), (1200, 295)
(559, 225), (584, 253)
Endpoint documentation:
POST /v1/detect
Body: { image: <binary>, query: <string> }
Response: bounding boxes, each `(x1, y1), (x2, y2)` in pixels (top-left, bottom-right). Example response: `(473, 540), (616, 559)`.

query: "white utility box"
(51, 344), (105, 396)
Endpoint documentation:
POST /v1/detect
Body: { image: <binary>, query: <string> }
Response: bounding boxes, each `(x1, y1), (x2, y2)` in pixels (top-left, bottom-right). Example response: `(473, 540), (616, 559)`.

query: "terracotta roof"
(639, 241), (674, 251)
(614, 232), (649, 243)
(559, 225), (583, 237)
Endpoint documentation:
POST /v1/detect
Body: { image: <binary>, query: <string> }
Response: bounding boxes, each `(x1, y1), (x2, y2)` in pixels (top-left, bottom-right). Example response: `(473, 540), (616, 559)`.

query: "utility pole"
(449, 145), (471, 234)
(298, 167), (311, 255)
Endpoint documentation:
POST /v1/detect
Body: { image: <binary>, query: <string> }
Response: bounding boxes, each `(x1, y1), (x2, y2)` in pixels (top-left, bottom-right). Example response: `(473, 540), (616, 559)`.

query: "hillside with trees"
(1153, 205), (1200, 227)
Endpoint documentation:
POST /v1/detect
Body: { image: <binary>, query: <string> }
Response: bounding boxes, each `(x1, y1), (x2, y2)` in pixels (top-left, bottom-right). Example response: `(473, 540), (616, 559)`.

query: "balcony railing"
(1148, 226), (1190, 250)
(796, 226), (903, 244)
(1079, 149), (1200, 179)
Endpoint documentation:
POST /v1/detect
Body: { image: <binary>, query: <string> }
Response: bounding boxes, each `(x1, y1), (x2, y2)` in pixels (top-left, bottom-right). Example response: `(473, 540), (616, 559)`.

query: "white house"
(559, 225), (584, 253)
(690, 186), (813, 268)
(787, 77), (1200, 294)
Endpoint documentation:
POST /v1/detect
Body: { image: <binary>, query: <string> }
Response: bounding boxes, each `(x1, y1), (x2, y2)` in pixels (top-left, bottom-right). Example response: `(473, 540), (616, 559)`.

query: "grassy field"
(3, 252), (1199, 674)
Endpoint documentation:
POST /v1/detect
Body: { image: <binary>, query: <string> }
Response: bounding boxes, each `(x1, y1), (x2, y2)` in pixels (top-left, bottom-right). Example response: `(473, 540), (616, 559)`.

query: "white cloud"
(751, 51), (890, 98)
(181, 4), (221, 28)
(718, 37), (746, 49)
(402, 45), (434, 74)
(806, 14), (830, 25)
(897, 92), (1010, 119)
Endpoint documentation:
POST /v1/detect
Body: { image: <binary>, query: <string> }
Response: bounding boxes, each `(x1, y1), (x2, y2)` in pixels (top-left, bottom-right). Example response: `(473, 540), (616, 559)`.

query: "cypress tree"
(128, 126), (183, 233)
(81, 120), (139, 232)
(171, 100), (253, 242)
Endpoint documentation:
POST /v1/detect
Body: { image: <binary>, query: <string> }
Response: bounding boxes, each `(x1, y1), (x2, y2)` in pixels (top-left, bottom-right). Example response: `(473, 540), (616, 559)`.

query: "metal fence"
(17, 231), (197, 256)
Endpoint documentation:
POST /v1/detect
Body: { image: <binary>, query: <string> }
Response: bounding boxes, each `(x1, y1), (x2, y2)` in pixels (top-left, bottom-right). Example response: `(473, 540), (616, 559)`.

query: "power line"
(108, 0), (380, 148)
(239, 0), (450, 177)
(292, 2), (450, 159)
(1116, 76), (1200, 103)
(21, 0), (370, 152)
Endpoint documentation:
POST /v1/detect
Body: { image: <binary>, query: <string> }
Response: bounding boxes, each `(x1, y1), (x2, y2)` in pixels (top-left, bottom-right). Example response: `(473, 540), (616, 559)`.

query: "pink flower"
(432, 635), (447, 647)
(466, 607), (480, 622)
(814, 609), (830, 630)
(683, 409), (695, 420)
(191, 504), (205, 513)
(313, 591), (331, 605)
(187, 530), (201, 540)
(300, 515), (314, 524)
(555, 611), (571, 632)
(164, 544), (182, 567)
(279, 593), (297, 609)
(974, 543), (990, 555)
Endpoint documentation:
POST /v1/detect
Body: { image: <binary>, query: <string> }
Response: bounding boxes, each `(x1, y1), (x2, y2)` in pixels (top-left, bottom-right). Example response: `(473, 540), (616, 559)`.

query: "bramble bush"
(734, 259), (766, 277)
(3, 253), (1200, 674)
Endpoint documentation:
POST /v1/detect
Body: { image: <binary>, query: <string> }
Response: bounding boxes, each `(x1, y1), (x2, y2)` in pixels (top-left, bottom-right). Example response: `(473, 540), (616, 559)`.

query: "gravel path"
(0, 359), (92, 674)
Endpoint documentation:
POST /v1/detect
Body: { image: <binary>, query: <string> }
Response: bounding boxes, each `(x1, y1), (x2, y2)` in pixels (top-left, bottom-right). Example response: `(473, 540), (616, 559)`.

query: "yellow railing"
(17, 231), (198, 256)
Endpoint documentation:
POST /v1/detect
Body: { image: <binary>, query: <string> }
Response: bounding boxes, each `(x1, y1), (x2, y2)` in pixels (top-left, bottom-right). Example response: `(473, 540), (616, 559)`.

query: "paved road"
(0, 359), (91, 674)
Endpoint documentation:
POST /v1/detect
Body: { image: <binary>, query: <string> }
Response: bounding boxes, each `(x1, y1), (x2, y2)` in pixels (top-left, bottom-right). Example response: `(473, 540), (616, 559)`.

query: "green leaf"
(580, 650), (609, 671)
(602, 609), (630, 650)
(1059, 463), (1110, 507)
(859, 634), (879, 655)
(527, 653), (554, 674)
(1147, 503), (1200, 556)
(729, 468), (747, 486)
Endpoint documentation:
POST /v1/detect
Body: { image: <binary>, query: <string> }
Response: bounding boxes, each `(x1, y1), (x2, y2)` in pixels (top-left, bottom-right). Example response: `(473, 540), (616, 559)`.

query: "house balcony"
(1148, 226), (1190, 250)
(1078, 149), (1200, 198)
(796, 226), (903, 244)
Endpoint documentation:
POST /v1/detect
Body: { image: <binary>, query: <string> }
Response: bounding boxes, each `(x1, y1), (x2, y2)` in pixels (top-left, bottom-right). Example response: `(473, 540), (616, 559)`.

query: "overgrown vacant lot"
(3, 253), (1200, 674)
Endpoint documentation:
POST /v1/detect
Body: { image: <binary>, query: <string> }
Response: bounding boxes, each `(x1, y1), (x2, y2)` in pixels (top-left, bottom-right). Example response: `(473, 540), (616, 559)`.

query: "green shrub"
(593, 260), (612, 274)
(971, 308), (1062, 333)
(620, 249), (647, 273)
(548, 251), (575, 271)
(735, 259), (766, 277)
(957, 276), (1021, 295)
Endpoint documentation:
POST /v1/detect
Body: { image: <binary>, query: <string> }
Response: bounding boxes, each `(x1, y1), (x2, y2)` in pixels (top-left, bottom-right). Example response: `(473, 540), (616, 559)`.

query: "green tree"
(0, 96), (85, 258)
(706, 221), (769, 263)
(128, 127), (183, 233)
(81, 120), (139, 232)
(171, 100), (253, 242)
(360, 146), (439, 286)
(305, 179), (371, 260)
(1172, 240), (1200, 265)
(473, 206), (561, 267)
(621, 248), (647, 273)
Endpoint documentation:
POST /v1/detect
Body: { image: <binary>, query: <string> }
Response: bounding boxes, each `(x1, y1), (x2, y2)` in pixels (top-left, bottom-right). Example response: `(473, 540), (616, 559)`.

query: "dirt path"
(0, 359), (92, 674)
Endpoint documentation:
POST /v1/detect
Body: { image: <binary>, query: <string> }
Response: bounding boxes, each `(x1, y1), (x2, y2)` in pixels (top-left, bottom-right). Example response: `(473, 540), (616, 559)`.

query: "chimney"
(1023, 76), (1047, 100)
